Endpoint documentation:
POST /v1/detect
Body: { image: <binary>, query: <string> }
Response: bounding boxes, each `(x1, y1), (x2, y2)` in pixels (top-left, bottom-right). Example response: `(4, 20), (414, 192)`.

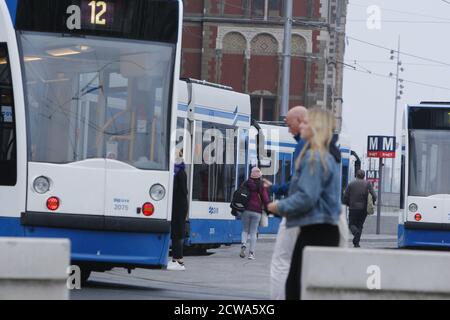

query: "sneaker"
(167, 260), (186, 271)
(248, 252), (255, 260)
(239, 246), (246, 258)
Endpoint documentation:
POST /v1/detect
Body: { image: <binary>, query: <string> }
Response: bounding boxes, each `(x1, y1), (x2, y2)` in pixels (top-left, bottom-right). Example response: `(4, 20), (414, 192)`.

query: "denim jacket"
(277, 150), (341, 228)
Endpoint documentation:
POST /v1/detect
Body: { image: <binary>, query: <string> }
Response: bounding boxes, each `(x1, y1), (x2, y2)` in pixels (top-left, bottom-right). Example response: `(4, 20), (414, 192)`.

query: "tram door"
(96, 62), (170, 221)
(275, 153), (293, 196)
(68, 63), (170, 220)
(0, 43), (25, 233)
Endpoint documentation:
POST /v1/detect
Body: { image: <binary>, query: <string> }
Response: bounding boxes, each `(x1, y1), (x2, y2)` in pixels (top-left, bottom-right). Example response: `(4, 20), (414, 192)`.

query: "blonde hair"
(296, 108), (335, 172)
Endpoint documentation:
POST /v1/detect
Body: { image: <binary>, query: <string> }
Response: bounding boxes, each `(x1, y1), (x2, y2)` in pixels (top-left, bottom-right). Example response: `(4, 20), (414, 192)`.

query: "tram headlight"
(150, 184), (165, 201)
(33, 176), (50, 194)
(409, 203), (418, 213)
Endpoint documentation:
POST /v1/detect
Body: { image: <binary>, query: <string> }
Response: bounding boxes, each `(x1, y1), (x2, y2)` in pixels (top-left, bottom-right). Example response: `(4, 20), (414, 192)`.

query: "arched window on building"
(220, 32), (247, 92)
(223, 32), (247, 55)
(249, 33), (279, 121)
(250, 33), (278, 56)
(291, 34), (307, 57)
(290, 35), (308, 107)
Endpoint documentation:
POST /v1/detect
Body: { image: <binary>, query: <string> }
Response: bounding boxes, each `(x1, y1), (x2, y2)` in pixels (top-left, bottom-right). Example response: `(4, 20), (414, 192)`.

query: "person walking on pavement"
(240, 167), (270, 260)
(262, 106), (306, 300)
(268, 108), (341, 300)
(343, 170), (377, 248)
(167, 150), (189, 271)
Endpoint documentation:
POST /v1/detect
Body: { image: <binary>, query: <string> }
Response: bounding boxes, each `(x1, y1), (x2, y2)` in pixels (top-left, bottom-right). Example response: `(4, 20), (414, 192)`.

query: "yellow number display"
(88, 1), (107, 25)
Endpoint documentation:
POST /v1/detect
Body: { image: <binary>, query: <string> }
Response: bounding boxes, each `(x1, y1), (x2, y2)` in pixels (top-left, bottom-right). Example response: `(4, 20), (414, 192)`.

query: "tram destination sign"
(367, 135), (396, 158)
(15, 0), (179, 43)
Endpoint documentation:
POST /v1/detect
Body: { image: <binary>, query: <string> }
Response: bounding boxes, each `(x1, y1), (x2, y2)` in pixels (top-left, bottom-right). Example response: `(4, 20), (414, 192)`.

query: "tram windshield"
(408, 129), (450, 196)
(19, 32), (174, 170)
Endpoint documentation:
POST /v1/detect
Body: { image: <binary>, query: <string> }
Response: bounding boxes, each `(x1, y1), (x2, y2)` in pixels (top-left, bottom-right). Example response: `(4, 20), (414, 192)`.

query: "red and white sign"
(367, 136), (396, 158)
(366, 170), (379, 192)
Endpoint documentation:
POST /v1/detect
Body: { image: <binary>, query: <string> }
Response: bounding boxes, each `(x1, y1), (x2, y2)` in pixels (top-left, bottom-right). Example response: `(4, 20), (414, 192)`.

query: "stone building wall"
(181, 0), (348, 127)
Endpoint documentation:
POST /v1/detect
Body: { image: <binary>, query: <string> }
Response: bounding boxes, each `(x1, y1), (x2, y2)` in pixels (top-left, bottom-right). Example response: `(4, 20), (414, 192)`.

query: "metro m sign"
(367, 136), (396, 158)
(366, 170), (379, 181)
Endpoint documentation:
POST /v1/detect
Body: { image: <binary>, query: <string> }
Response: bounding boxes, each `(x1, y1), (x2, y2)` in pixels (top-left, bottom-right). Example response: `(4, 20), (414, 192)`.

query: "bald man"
(285, 106), (307, 137)
(265, 106), (306, 300)
(267, 106), (307, 198)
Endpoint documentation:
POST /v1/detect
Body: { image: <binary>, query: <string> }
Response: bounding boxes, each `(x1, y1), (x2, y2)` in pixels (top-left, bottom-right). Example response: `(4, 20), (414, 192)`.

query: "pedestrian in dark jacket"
(168, 151), (189, 271)
(343, 170), (377, 248)
(268, 108), (341, 300)
(240, 167), (270, 260)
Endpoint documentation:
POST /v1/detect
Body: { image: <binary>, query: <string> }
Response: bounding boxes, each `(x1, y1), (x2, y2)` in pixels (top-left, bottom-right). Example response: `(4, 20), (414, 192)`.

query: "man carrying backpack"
(343, 170), (377, 248)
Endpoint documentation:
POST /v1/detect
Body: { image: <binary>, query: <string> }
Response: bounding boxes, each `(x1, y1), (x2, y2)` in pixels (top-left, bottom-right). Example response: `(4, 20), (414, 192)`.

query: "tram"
(176, 79), (251, 249)
(175, 80), (355, 248)
(399, 102), (450, 248)
(0, 0), (183, 278)
(250, 123), (295, 234)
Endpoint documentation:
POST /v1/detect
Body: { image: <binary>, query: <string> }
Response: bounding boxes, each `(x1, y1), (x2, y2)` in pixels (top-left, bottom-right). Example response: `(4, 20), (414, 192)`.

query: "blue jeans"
(241, 211), (261, 254)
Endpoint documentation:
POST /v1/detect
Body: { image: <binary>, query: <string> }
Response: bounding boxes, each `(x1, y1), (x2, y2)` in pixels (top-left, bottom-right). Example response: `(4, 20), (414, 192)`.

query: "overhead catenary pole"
(391, 35), (401, 193)
(280, 0), (293, 118)
(376, 158), (383, 235)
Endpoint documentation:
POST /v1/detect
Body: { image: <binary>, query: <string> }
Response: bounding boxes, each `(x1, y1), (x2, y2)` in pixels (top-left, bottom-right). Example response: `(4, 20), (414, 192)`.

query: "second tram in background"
(175, 80), (353, 249)
(399, 101), (450, 249)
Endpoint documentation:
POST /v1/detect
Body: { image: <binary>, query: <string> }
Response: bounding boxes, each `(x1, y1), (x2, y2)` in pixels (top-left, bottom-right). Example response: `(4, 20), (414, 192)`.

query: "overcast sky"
(342, 0), (450, 162)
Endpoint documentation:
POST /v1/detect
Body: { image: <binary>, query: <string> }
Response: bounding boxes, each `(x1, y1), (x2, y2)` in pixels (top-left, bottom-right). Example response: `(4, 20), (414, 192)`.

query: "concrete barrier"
(302, 247), (450, 300)
(0, 237), (70, 300)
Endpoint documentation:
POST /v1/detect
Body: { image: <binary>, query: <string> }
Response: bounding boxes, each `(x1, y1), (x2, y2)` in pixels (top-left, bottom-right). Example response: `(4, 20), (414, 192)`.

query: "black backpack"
(230, 181), (251, 213)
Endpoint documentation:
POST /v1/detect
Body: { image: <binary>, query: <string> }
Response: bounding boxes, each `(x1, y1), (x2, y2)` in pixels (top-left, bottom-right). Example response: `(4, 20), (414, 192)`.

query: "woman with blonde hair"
(267, 108), (341, 300)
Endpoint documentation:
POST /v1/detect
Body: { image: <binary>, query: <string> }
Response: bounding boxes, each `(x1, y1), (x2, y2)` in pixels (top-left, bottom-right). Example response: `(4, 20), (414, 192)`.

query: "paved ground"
(71, 218), (398, 300)
(71, 239), (275, 300)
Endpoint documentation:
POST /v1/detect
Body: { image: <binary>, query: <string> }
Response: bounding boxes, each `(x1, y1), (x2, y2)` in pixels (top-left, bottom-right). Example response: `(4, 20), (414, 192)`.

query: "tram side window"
(0, 44), (17, 186)
(192, 121), (237, 203)
(409, 130), (450, 196)
(237, 129), (248, 187)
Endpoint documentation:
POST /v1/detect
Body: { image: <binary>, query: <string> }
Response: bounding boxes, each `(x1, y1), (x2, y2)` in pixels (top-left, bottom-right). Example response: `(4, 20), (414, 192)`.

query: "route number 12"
(88, 1), (107, 25)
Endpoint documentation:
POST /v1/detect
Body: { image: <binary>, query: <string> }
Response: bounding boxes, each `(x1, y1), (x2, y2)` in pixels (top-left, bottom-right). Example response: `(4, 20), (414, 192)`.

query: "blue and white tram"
(176, 79), (251, 249)
(0, 0), (182, 276)
(255, 127), (353, 234)
(399, 102), (450, 248)
(338, 133), (352, 197)
(250, 123), (296, 234)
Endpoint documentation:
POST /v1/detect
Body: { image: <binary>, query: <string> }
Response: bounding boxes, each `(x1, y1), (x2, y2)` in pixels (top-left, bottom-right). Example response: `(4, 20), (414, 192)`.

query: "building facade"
(181, 0), (348, 130)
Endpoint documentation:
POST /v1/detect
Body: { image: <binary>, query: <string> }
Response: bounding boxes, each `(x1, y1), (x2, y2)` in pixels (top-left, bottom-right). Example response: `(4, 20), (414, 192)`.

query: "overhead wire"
(342, 63), (450, 92)
(346, 36), (450, 68)
(348, 1), (450, 22)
